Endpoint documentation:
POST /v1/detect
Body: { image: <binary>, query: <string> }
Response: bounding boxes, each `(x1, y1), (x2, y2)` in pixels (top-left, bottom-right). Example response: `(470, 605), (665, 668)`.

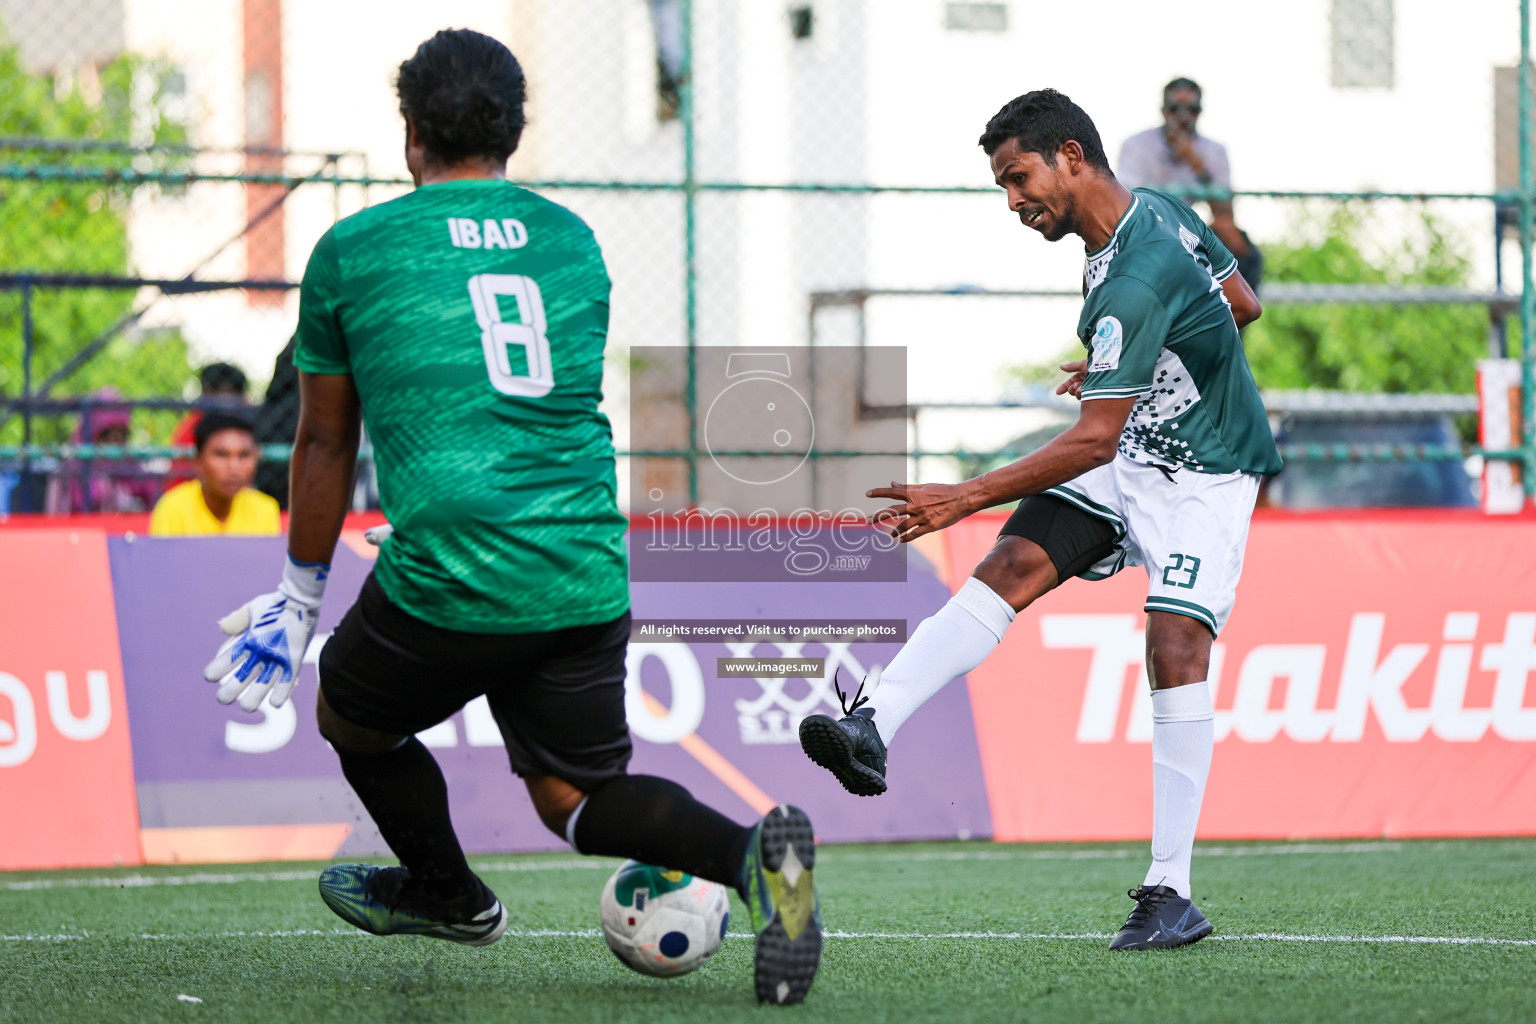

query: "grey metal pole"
(681, 0), (699, 506)
(81, 398), (95, 514)
(19, 277), (34, 512)
(20, 277), (33, 446)
(1522, 0), (1536, 501)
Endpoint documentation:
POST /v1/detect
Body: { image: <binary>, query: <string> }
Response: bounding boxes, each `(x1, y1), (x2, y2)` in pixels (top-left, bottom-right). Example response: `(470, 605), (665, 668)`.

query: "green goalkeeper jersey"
(293, 178), (629, 634)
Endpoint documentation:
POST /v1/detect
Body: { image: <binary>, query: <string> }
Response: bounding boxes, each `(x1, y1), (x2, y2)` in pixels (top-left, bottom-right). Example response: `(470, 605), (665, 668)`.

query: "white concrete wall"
(123, 0), (261, 376)
(100, 0), (1517, 458)
(857, 0), (1518, 460)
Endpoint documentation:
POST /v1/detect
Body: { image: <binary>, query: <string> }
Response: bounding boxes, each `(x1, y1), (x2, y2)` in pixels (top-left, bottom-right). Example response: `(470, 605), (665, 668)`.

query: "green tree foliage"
(0, 33), (194, 444)
(1242, 204), (1490, 393)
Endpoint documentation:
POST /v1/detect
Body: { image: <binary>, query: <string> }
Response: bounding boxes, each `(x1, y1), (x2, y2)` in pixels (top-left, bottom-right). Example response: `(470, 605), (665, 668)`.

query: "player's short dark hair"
(977, 88), (1111, 171)
(396, 29), (528, 165)
(199, 362), (247, 395)
(195, 412), (256, 453)
(1163, 77), (1202, 101)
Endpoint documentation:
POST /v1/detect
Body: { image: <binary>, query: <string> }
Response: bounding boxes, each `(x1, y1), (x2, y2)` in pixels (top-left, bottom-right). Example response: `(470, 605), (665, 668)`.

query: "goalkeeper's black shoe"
(798, 669), (888, 797)
(318, 864), (507, 946)
(1108, 884), (1212, 950)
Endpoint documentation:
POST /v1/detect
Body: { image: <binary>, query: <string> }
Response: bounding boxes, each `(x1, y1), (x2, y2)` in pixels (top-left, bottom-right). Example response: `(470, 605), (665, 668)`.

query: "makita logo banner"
(940, 513), (1536, 842)
(2, 512), (1534, 870)
(1053, 611), (1536, 744)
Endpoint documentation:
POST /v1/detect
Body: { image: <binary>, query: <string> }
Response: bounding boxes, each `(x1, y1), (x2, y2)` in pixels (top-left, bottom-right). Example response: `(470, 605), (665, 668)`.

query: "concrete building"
(2, 0), (1522, 476)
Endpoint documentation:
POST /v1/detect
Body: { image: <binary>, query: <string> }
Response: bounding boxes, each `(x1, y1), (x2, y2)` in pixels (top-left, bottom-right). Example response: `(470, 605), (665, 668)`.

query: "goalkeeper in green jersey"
(202, 29), (819, 1005)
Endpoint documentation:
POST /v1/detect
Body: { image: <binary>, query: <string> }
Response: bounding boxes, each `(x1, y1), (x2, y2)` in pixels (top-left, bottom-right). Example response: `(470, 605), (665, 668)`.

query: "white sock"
(863, 577), (1015, 744)
(1143, 682), (1214, 899)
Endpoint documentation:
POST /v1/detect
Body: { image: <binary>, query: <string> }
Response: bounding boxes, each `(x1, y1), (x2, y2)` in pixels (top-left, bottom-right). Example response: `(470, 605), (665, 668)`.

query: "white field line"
(822, 931), (1536, 947)
(6, 839), (1531, 892)
(1, 859), (605, 892)
(4, 928), (1534, 947)
(478, 860), (611, 874)
(827, 840), (1536, 864)
(3, 870), (318, 891)
(1210, 933), (1536, 946)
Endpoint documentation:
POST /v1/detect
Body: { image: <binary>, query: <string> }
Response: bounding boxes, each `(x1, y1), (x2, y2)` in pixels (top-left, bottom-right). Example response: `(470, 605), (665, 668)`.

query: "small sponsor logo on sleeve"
(1089, 316), (1123, 372)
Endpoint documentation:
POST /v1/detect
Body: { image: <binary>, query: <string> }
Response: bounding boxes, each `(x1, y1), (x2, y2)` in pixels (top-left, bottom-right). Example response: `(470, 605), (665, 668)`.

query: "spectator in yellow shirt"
(150, 413), (281, 537)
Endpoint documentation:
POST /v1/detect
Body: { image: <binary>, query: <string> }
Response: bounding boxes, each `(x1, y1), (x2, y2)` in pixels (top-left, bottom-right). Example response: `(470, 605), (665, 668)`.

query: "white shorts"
(1044, 455), (1261, 635)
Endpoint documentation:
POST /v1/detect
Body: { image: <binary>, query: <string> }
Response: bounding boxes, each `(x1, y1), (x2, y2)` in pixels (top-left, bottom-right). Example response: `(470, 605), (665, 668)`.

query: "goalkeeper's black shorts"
(319, 573), (632, 792)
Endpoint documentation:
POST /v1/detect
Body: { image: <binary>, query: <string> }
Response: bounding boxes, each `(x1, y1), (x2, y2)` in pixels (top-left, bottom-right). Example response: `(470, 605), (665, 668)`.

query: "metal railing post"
(20, 276), (33, 446)
(19, 276), (33, 511)
(80, 397), (95, 514)
(1523, 0), (1536, 501)
(330, 154), (342, 223)
(1517, 0), (1529, 500)
(681, 0), (699, 506)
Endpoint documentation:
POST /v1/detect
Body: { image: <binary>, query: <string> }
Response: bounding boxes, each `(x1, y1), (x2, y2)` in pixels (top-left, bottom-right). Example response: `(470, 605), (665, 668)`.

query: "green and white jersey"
(1077, 188), (1282, 476)
(294, 179), (629, 634)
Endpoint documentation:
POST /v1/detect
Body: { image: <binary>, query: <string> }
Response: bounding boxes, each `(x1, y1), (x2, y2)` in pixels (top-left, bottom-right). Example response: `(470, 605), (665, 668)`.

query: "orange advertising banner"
(945, 512), (1536, 841)
(1, 511), (1532, 870)
(0, 530), (142, 869)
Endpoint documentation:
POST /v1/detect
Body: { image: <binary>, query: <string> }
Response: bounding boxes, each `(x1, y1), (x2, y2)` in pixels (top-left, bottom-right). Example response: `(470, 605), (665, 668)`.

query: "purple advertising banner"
(108, 534), (989, 861)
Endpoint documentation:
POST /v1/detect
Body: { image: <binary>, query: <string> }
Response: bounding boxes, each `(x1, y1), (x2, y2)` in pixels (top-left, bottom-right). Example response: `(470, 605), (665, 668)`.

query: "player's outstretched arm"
(868, 394), (1135, 543)
(203, 372), (362, 712)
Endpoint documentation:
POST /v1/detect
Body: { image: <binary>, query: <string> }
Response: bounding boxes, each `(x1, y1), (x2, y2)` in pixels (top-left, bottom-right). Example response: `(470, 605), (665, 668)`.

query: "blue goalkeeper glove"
(203, 556), (328, 712)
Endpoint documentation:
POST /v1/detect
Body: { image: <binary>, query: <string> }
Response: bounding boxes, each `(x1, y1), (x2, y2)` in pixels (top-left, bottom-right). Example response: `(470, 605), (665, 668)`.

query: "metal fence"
(0, 0), (1532, 515)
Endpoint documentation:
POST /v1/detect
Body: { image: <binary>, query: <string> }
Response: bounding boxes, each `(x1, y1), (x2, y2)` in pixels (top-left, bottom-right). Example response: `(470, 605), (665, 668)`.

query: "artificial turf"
(3, 838), (1534, 1023)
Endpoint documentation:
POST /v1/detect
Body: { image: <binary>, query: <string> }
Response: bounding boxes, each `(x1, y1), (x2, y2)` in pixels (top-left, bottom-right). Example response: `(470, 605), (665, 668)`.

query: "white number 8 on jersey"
(468, 273), (555, 397)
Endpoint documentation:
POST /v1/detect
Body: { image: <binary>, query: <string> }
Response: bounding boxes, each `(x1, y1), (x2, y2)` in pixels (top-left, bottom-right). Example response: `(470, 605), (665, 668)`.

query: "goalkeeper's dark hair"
(195, 412), (256, 453)
(396, 29), (527, 165)
(978, 88), (1111, 172)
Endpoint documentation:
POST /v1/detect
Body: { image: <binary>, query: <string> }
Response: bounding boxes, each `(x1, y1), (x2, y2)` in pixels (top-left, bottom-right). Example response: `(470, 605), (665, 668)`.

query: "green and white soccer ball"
(599, 860), (730, 977)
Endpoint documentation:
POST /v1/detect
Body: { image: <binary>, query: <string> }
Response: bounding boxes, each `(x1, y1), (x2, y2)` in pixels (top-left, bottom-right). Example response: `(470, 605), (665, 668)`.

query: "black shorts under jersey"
(318, 574), (632, 792)
(998, 493), (1119, 583)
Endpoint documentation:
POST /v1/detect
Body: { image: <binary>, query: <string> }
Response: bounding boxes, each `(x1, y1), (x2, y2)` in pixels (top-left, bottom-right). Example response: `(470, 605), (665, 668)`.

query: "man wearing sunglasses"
(1119, 78), (1262, 288)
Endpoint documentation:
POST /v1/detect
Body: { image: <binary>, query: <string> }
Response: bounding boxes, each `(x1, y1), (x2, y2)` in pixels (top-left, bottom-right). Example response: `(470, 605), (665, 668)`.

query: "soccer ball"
(599, 860), (730, 977)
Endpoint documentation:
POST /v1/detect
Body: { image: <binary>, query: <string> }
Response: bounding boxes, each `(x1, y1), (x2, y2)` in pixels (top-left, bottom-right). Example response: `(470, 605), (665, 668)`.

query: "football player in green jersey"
(800, 89), (1281, 950)
(202, 29), (819, 1005)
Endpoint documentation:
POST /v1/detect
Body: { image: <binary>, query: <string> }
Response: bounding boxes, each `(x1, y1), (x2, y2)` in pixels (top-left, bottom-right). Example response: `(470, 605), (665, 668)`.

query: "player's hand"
(866, 481), (972, 543)
(363, 523), (394, 546)
(203, 556), (328, 712)
(1056, 359), (1088, 399)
